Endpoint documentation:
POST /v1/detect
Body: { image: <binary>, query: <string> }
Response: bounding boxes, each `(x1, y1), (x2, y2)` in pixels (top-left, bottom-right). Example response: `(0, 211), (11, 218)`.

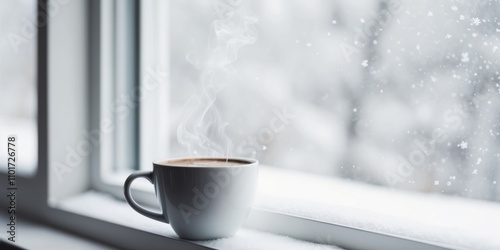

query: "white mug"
(124, 157), (259, 240)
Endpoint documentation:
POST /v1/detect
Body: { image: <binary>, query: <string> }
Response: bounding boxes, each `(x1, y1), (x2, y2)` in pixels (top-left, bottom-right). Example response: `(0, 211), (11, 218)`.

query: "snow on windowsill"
(256, 167), (500, 249)
(57, 190), (341, 250)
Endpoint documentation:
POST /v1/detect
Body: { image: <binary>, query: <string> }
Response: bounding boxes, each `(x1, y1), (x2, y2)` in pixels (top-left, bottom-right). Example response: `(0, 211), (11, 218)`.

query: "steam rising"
(177, 3), (257, 157)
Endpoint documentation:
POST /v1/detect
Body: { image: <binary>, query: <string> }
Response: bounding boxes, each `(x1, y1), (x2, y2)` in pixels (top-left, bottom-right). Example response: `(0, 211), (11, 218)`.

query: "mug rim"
(153, 157), (258, 168)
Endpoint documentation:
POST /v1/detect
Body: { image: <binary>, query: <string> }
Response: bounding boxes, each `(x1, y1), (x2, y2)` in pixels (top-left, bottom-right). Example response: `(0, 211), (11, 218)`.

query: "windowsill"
(58, 167), (500, 249)
(255, 167), (500, 249)
(55, 191), (340, 250)
(0, 211), (115, 250)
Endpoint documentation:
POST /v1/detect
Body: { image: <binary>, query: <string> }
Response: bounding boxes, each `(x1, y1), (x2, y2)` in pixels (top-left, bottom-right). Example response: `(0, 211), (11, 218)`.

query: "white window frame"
(0, 1), (465, 250)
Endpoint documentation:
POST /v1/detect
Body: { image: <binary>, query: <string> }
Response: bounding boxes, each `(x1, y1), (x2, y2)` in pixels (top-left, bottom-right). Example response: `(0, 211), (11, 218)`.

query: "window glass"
(0, 0), (37, 176)
(134, 0), (500, 202)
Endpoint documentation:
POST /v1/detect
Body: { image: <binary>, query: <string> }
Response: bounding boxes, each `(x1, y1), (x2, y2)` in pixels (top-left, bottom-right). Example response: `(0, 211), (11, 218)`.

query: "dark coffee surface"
(166, 159), (246, 168)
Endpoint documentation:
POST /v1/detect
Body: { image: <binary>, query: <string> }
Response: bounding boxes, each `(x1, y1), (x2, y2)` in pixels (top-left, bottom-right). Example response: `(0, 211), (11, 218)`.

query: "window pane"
(0, 0), (37, 176)
(162, 0), (500, 202)
(110, 0), (500, 203)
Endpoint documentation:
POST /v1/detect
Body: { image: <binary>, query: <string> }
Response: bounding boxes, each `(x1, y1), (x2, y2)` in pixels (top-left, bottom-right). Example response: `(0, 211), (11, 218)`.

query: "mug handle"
(124, 171), (168, 223)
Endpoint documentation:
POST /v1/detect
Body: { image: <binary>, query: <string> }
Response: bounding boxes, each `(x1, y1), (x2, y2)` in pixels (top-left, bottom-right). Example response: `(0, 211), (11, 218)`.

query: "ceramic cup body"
(124, 157), (258, 240)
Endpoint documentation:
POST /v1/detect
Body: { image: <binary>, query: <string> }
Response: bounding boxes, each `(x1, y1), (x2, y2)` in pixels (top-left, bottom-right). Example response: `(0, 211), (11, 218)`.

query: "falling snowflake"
(434, 180), (439, 185)
(461, 53), (469, 62)
(427, 11), (433, 17)
(447, 181), (452, 186)
(306, 43), (312, 47)
(472, 169), (478, 174)
(458, 141), (468, 149)
(494, 46), (498, 53)
(361, 60), (368, 67)
(445, 34), (451, 39)
(360, 18), (365, 23)
(476, 157), (482, 165)
(451, 5), (458, 11)
(459, 15), (465, 20)
(471, 17), (481, 26)
(332, 20), (337, 24)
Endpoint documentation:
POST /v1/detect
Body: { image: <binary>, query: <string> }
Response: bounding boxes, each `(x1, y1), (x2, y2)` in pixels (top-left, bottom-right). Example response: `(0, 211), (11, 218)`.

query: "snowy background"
(1, 0), (499, 202)
(168, 0), (500, 202)
(0, 0), (36, 120)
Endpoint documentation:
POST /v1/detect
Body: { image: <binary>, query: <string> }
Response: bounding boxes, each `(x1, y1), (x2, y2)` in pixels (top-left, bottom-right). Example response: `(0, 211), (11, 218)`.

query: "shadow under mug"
(124, 157), (259, 240)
